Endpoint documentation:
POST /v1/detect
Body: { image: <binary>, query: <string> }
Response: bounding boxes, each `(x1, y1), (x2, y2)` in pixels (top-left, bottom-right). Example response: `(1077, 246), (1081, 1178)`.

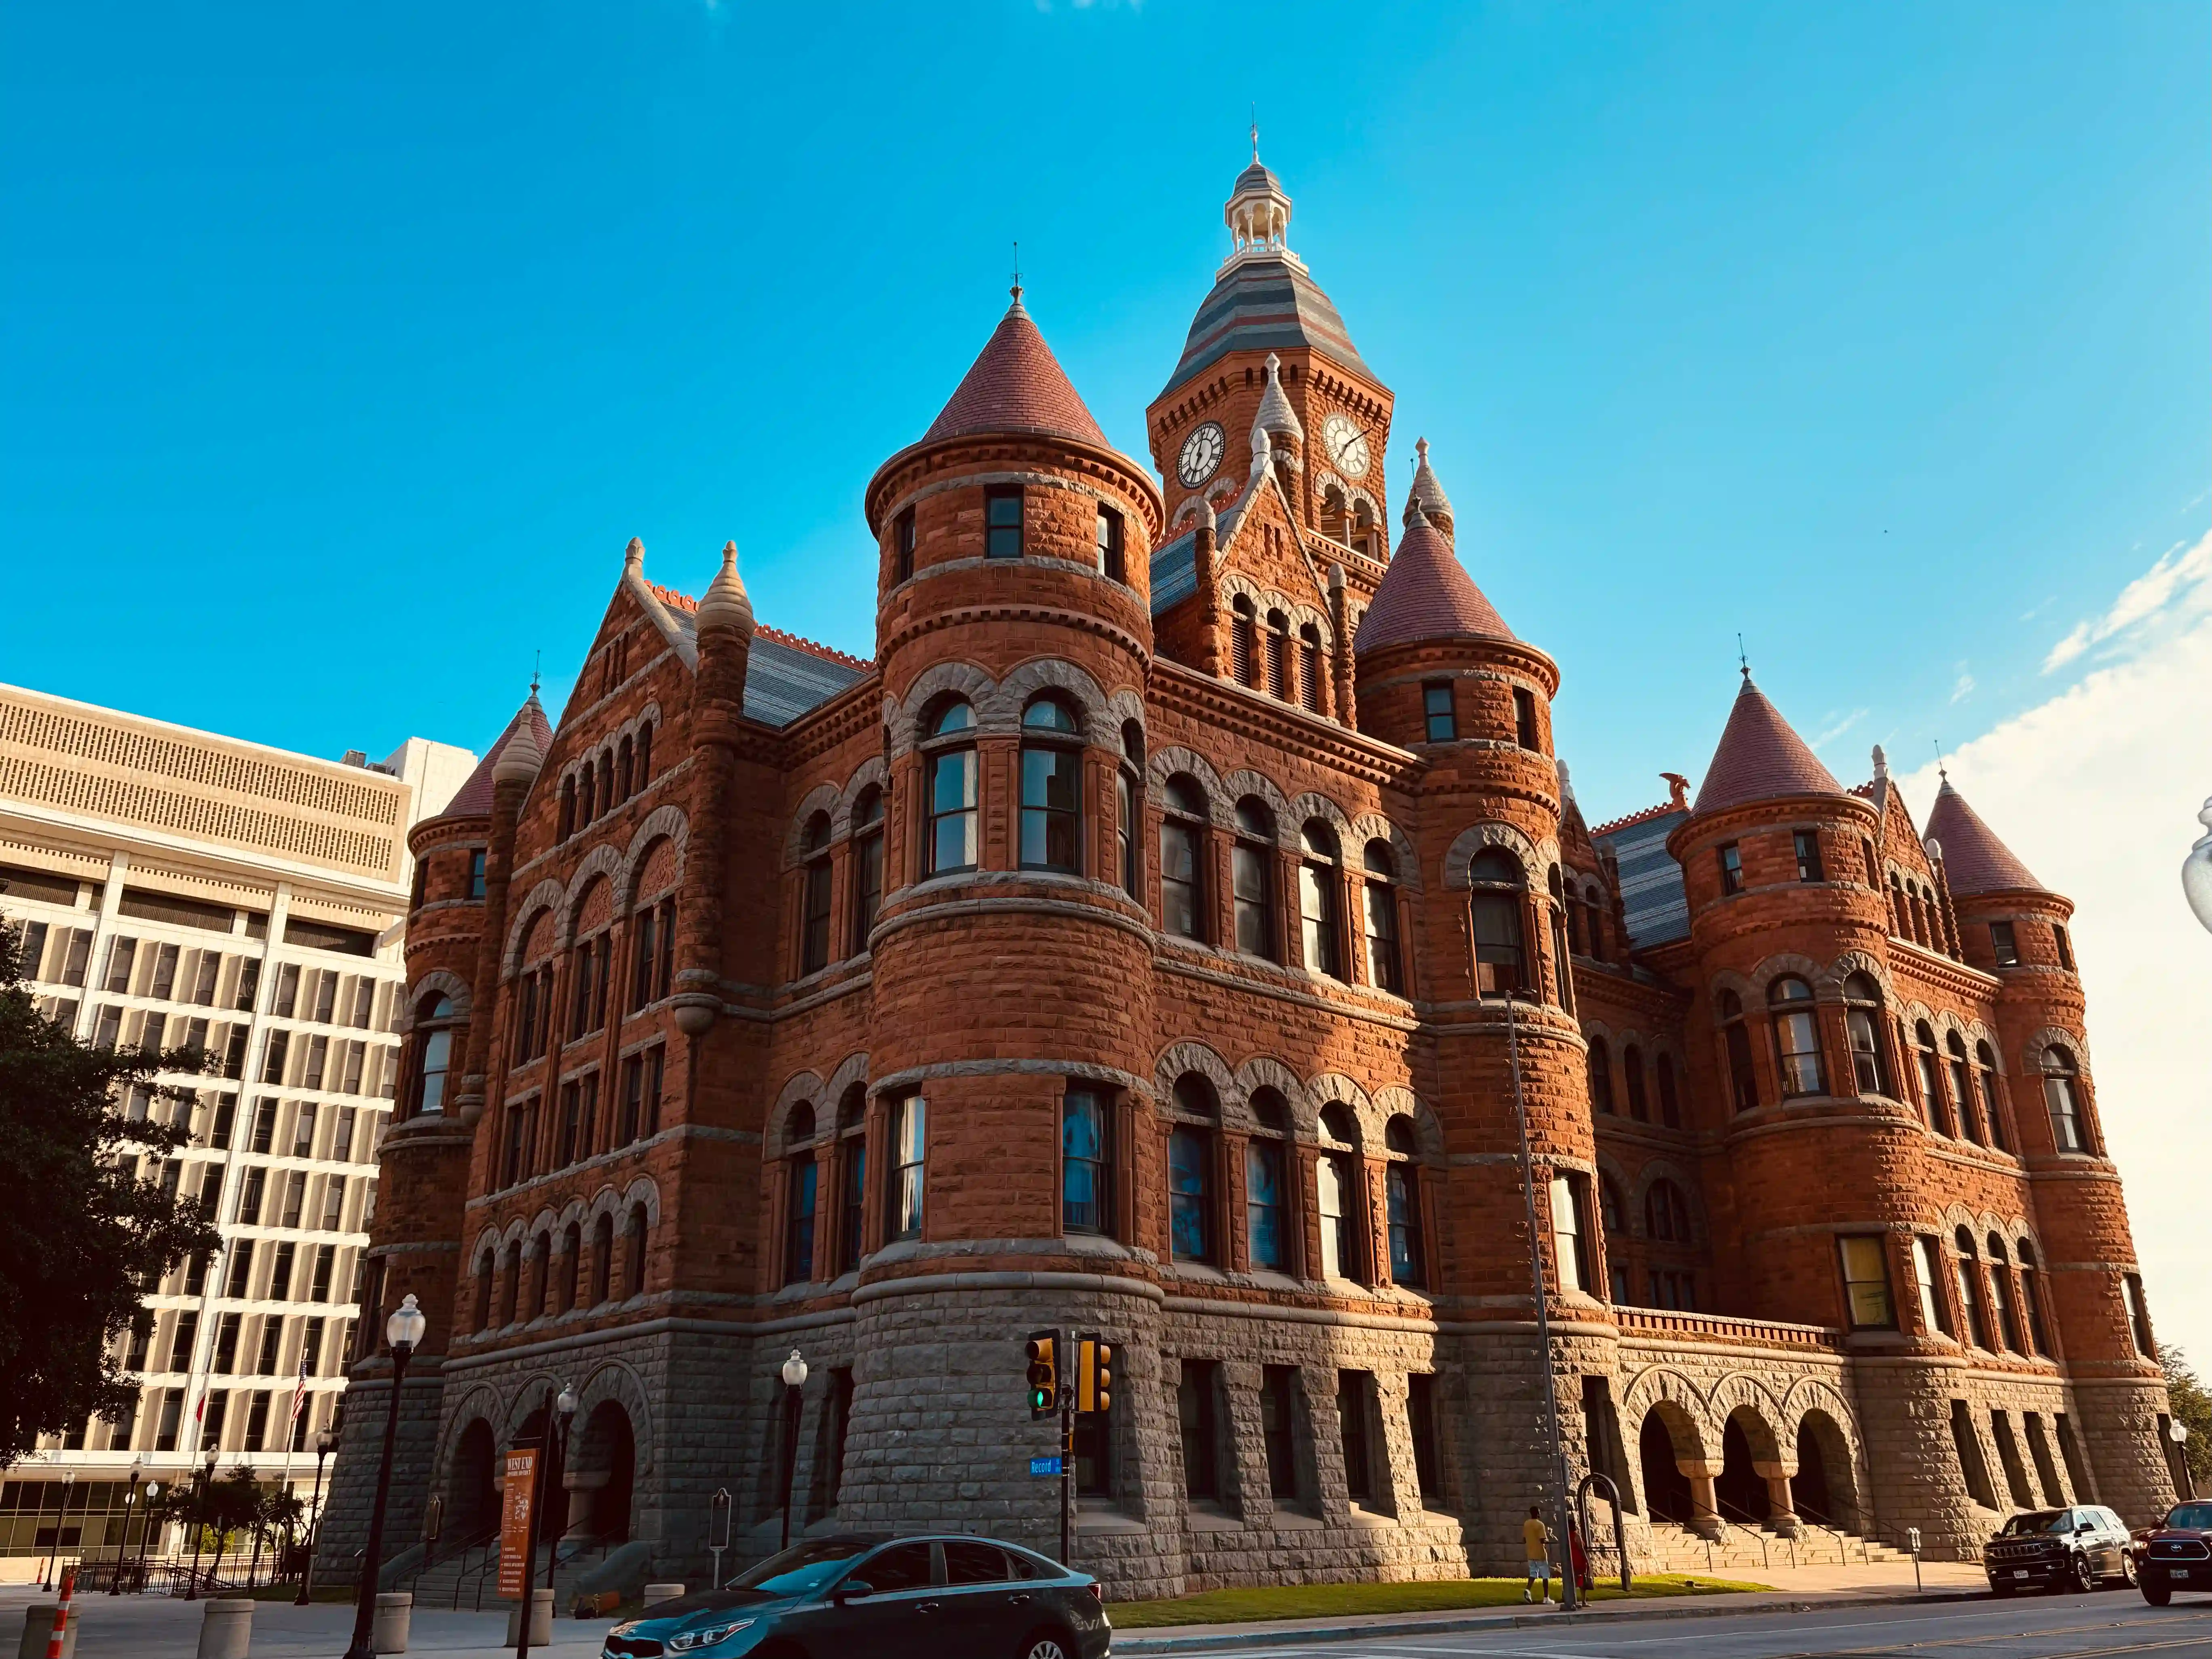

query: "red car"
(2140, 1498), (2212, 1605)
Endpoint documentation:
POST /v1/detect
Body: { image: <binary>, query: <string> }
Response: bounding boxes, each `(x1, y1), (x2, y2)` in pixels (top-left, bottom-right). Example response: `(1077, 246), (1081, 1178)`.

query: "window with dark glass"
(1794, 829), (1824, 882)
(1986, 1235), (2020, 1350)
(849, 787), (884, 953)
(1061, 1088), (1111, 1236)
(1116, 769), (1137, 897)
(1384, 1117), (1424, 1287)
(1019, 698), (1082, 873)
(1467, 848), (1526, 996)
(985, 486), (1023, 558)
(1955, 1228), (1992, 1347)
(1168, 1126), (1211, 1263)
(410, 993), (455, 1118)
(1231, 596), (1258, 686)
(1318, 1126), (1358, 1281)
(2018, 1242), (2049, 1353)
(1297, 624), (1324, 712)
(1096, 506), (1124, 581)
(1656, 1053), (1682, 1127)
(888, 1095), (925, 1241)
(1915, 1021), (1952, 1133)
(1264, 609), (1290, 700)
(1623, 1044), (1649, 1120)
(1718, 843), (1744, 895)
(1298, 821), (1342, 978)
(2123, 1273), (2153, 1354)
(1408, 1372), (1441, 1500)
(1233, 798), (1276, 959)
(1839, 1236), (1895, 1329)
(784, 1136), (817, 1287)
(1513, 687), (1538, 749)
(1364, 840), (1403, 993)
(1990, 920), (2020, 967)
(1338, 1372), (1374, 1504)
(895, 507), (916, 583)
(1769, 976), (1825, 1097)
(1949, 1033), (1982, 1143)
(800, 812), (833, 976)
(1976, 1042), (2008, 1151)
(465, 849), (486, 901)
(924, 701), (978, 875)
(1246, 1091), (1289, 1272)
(2051, 924), (2074, 972)
(1422, 682), (1456, 743)
(1160, 776), (1206, 941)
(1843, 973), (1889, 1094)
(1178, 1361), (1221, 1501)
(1588, 1036), (1615, 1114)
(1546, 866), (1573, 1012)
(1261, 1367), (1299, 1499)
(2042, 1048), (2087, 1152)
(836, 1086), (866, 1274)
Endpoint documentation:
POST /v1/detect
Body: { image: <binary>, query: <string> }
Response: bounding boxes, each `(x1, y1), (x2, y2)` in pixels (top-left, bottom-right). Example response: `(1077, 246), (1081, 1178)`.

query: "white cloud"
(1899, 608), (2212, 1368)
(2042, 530), (2212, 672)
(1810, 708), (1868, 751)
(1950, 670), (1975, 704)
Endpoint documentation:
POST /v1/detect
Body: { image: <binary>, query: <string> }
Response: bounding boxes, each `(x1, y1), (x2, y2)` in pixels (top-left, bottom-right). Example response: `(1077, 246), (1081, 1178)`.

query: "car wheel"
(2142, 1576), (2172, 1607)
(2117, 1552), (2139, 1589)
(1019, 1629), (1075, 1659)
(2065, 1553), (2094, 1594)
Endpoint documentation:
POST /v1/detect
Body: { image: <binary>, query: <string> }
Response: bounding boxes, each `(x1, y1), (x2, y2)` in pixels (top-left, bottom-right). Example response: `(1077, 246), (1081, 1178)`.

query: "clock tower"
(1147, 146), (1395, 561)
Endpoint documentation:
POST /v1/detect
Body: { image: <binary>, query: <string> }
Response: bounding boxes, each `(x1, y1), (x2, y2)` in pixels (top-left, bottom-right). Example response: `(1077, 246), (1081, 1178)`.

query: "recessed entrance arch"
(569, 1399), (636, 1543)
(1717, 1413), (1771, 1522)
(446, 1419), (498, 1542)
(1794, 1409), (1859, 1530)
(1638, 1411), (1696, 1524)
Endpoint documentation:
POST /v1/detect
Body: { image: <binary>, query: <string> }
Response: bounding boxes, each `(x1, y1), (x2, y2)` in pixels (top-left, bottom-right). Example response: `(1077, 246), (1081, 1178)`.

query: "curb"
(1110, 1586), (1990, 1653)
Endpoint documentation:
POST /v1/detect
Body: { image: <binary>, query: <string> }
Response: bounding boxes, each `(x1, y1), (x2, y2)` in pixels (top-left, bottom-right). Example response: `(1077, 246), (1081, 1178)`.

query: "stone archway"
(1795, 1409), (1860, 1530)
(568, 1399), (636, 1543)
(1718, 1413), (1770, 1523)
(1638, 1410), (1697, 1524)
(446, 1419), (499, 1542)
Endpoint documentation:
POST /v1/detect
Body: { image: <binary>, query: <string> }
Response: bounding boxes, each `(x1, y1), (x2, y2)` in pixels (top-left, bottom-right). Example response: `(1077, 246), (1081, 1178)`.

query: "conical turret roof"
(434, 691), (554, 821)
(920, 292), (1110, 451)
(1353, 503), (1514, 653)
(1690, 676), (1854, 818)
(1925, 779), (2045, 895)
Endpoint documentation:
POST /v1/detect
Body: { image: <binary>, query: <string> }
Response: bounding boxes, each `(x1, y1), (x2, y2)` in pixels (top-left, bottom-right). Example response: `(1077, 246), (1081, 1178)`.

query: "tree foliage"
(2162, 1343), (2212, 1492)
(0, 915), (220, 1467)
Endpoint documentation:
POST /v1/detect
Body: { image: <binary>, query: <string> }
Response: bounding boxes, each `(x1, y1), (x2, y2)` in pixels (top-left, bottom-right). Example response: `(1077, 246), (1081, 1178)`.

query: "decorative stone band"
(849, 1269), (1168, 1307)
(865, 1056), (1152, 1102)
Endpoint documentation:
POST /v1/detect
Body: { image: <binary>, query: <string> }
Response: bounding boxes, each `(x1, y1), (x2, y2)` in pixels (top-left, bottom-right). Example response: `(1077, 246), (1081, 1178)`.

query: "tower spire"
(1011, 241), (1021, 305)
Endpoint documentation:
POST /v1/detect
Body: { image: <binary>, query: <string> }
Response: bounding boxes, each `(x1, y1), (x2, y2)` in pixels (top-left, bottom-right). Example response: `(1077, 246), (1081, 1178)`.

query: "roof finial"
(1738, 633), (1750, 681)
(1251, 104), (1259, 163)
(530, 651), (541, 697)
(1935, 737), (1949, 784)
(1010, 241), (1021, 306)
(624, 535), (643, 571)
(1872, 743), (1888, 783)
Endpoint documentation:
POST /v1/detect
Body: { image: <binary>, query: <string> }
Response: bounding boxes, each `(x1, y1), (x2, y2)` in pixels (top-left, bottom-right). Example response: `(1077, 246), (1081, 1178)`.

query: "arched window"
(1232, 797), (1277, 960)
(1246, 1087), (1291, 1272)
(849, 786), (884, 954)
(1587, 1036), (1616, 1114)
(1160, 776), (1208, 941)
(617, 735), (634, 802)
(1019, 698), (1082, 873)
(1297, 623), (1324, 712)
(923, 700), (978, 875)
(2041, 1047), (2088, 1152)
(474, 1247), (494, 1332)
(499, 1241), (521, 1327)
(1646, 1179), (1690, 1244)
(1599, 1175), (1629, 1301)
(410, 993), (456, 1119)
(1914, 1022), (1952, 1134)
(1719, 989), (1759, 1112)
(589, 1213), (613, 1306)
(1231, 595), (1258, 686)
(2016, 1239), (2049, 1353)
(1975, 1042), (2008, 1152)
(1547, 866), (1573, 1013)
(1467, 848), (1526, 996)
(1317, 1105), (1362, 1283)
(799, 811), (834, 976)
(560, 1222), (582, 1313)
(1953, 1226), (1991, 1347)
(1168, 1076), (1215, 1264)
(530, 1230), (551, 1319)
(1656, 1053), (1681, 1129)
(577, 763), (596, 827)
(1061, 1088), (1111, 1237)
(1117, 722), (1143, 899)
(558, 776), (576, 841)
(1623, 1044), (1650, 1121)
(835, 1084), (867, 1276)
(597, 751), (615, 818)
(1364, 841), (1403, 994)
(1769, 977), (1825, 1097)
(1384, 1116), (1424, 1288)
(635, 720), (653, 787)
(1986, 1234), (2020, 1350)
(1947, 1033), (1981, 1143)
(1584, 885), (1609, 963)
(784, 1103), (818, 1285)
(1298, 820), (1342, 979)
(1843, 974), (1889, 1095)
(623, 1203), (649, 1300)
(1264, 608), (1291, 700)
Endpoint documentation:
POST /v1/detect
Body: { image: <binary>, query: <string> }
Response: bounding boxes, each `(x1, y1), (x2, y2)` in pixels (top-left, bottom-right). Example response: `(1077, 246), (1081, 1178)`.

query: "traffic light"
(1025, 1330), (1059, 1419)
(1075, 1332), (1112, 1414)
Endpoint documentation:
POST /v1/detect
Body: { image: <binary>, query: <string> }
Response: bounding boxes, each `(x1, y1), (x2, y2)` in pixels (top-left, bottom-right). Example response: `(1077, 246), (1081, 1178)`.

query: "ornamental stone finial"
(2184, 797), (2212, 934)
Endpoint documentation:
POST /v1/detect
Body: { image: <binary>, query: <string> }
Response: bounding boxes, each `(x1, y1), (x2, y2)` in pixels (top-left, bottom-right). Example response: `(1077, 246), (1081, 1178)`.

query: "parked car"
(600, 1532), (1113, 1659)
(2140, 1498), (2212, 1606)
(1983, 1505), (2137, 1594)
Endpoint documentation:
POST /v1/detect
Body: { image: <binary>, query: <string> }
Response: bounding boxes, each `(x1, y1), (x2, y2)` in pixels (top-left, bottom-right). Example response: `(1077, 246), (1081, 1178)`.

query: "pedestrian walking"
(1523, 1505), (1555, 1604)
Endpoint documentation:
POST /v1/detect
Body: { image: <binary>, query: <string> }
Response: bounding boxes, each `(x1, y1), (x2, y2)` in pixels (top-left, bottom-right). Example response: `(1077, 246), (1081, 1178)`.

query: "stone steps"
(1637, 1522), (1913, 1576)
(402, 1539), (611, 1612)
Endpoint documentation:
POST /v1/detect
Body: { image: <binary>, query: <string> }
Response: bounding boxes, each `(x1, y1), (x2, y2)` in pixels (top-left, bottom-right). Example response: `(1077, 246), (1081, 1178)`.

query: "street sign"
(1029, 1456), (1063, 1478)
(498, 1448), (537, 1598)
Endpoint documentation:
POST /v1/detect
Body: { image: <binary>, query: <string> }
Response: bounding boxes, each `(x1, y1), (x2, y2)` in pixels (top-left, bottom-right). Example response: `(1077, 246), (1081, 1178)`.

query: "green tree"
(2161, 1343), (2212, 1492)
(0, 914), (219, 1467)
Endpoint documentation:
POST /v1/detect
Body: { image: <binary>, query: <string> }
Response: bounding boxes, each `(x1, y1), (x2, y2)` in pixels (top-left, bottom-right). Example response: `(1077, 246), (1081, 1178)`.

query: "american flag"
(287, 1351), (310, 1437)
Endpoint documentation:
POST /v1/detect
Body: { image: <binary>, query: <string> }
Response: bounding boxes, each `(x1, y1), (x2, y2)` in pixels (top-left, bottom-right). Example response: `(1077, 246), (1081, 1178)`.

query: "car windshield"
(703, 1539), (878, 1603)
(1999, 1511), (2067, 1536)
(2170, 1503), (2212, 1530)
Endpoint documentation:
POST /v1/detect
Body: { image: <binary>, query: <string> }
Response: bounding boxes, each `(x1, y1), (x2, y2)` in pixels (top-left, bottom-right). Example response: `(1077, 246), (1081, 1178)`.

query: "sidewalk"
(0, 1589), (623, 1659)
(1113, 1560), (1990, 1653)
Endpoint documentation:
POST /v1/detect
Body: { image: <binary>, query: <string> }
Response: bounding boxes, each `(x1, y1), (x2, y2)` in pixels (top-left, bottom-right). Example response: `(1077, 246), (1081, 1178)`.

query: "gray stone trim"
(849, 1270), (1169, 1306)
(867, 1057), (1152, 1099)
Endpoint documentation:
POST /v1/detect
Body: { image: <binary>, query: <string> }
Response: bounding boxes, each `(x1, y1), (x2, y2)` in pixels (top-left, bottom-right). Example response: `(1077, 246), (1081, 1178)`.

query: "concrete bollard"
(18, 1607), (78, 1659)
(194, 1600), (253, 1659)
(503, 1589), (553, 1646)
(642, 1583), (685, 1608)
(372, 1591), (412, 1654)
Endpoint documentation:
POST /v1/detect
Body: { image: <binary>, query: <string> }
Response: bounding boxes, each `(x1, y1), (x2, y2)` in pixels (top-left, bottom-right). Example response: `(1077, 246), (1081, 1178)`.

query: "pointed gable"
(432, 693), (554, 822)
(1925, 780), (2045, 895)
(1690, 676), (1854, 818)
(1353, 507), (1514, 654)
(921, 294), (1111, 450)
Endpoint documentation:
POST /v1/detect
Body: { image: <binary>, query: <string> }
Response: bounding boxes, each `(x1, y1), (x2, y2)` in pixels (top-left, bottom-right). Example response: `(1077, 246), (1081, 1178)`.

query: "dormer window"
(985, 486), (1023, 559)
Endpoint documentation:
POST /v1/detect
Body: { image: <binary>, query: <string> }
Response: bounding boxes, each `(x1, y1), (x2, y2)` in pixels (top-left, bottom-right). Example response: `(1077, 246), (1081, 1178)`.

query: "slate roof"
(433, 692), (554, 821)
(1594, 807), (1693, 947)
(1690, 676), (1855, 818)
(1352, 511), (1514, 654)
(1925, 780), (2045, 895)
(654, 594), (872, 728)
(919, 296), (1111, 451)
(1159, 256), (1375, 397)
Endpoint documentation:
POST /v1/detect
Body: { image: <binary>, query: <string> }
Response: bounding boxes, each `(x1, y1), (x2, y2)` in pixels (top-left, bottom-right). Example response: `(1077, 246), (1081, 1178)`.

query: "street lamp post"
(778, 1350), (808, 1553)
(38, 1471), (76, 1592)
(132, 1482), (161, 1592)
(545, 1386), (578, 1598)
(343, 1294), (428, 1659)
(297, 1427), (335, 1605)
(110, 1461), (144, 1594)
(185, 1451), (216, 1600)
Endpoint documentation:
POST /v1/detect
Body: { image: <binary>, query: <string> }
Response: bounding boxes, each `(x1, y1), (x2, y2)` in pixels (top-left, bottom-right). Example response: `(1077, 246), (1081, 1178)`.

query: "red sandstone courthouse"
(321, 158), (2183, 1600)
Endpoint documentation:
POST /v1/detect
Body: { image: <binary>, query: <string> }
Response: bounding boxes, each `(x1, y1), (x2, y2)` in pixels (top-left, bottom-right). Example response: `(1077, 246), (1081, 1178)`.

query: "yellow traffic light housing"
(1025, 1330), (1059, 1419)
(1076, 1332), (1113, 1414)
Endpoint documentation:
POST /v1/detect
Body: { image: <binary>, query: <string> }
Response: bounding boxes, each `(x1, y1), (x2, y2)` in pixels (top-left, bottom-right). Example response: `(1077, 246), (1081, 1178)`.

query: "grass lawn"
(1107, 1572), (1771, 1629)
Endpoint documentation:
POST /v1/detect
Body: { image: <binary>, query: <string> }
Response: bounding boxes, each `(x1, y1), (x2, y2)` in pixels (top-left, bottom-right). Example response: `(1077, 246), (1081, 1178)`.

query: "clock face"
(1177, 421), (1225, 488)
(1321, 412), (1370, 479)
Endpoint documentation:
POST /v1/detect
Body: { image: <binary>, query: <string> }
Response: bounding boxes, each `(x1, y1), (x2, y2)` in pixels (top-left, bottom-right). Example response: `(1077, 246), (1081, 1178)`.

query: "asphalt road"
(1204, 1591), (2212, 1658)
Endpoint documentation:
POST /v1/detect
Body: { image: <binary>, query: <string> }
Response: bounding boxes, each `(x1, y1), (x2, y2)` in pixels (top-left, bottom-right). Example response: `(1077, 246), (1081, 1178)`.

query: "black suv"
(2140, 1498), (2212, 1605)
(600, 1532), (1112, 1659)
(1984, 1506), (2137, 1595)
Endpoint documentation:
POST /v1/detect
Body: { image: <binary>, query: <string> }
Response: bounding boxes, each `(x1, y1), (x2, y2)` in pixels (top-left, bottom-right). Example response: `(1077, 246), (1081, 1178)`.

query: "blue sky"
(6, 1), (2206, 829)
